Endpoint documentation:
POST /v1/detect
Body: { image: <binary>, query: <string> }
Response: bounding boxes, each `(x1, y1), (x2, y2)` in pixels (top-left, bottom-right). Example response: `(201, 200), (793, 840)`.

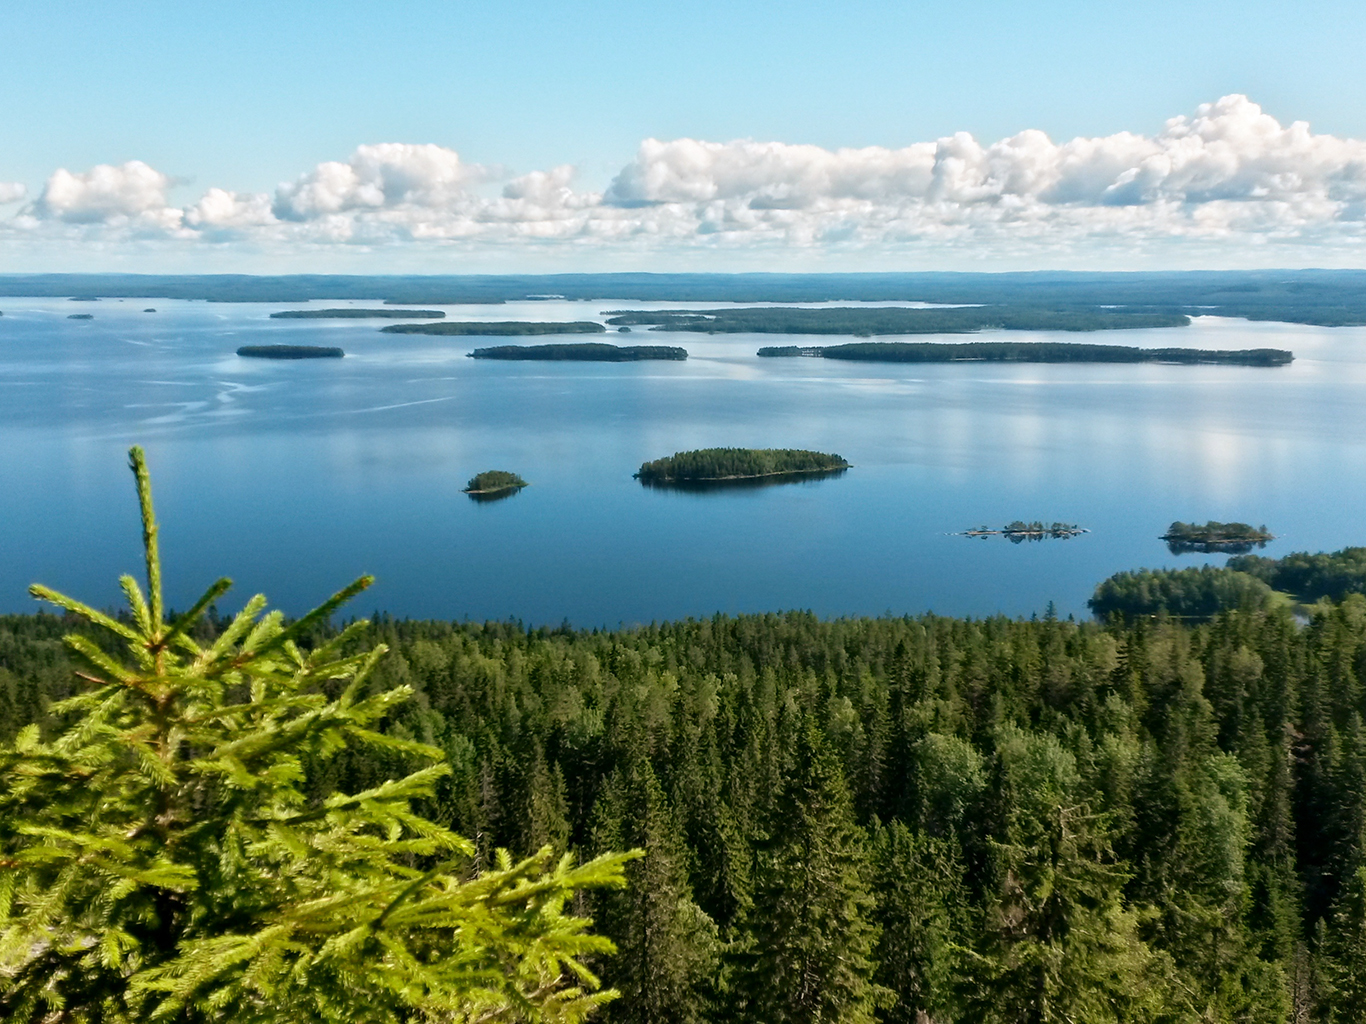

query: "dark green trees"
(731, 725), (888, 1024)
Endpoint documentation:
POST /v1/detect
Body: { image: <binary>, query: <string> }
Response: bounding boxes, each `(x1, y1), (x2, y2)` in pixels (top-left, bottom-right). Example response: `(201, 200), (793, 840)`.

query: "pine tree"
(730, 723), (889, 1024)
(0, 447), (636, 1024)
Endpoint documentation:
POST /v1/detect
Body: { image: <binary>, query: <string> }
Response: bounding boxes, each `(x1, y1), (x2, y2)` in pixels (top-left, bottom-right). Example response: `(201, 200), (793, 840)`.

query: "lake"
(1, 296), (1362, 626)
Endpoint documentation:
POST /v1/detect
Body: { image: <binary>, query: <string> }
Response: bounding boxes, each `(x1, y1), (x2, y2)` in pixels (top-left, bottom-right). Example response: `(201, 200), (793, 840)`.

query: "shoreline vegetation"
(756, 341), (1293, 365)
(470, 343), (688, 361)
(271, 308), (445, 319)
(1162, 520), (1274, 553)
(381, 321), (606, 336)
(236, 345), (344, 359)
(637, 447), (849, 485)
(464, 470), (528, 501)
(961, 521), (1087, 541)
(605, 306), (1191, 334)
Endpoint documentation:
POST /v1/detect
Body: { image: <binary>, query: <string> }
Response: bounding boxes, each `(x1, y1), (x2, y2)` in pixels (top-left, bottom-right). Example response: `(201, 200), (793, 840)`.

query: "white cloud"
(31, 160), (183, 231)
(5, 96), (1366, 264)
(0, 182), (25, 204)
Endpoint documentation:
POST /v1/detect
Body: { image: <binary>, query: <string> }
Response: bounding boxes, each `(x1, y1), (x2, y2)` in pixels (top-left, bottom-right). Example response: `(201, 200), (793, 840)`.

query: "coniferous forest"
(6, 593), (1366, 1022)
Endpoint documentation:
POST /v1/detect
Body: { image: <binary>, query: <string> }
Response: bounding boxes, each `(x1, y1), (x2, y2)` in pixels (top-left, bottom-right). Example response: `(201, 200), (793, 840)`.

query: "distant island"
(381, 321), (606, 336)
(237, 345), (344, 359)
(756, 341), (1293, 366)
(962, 521), (1087, 542)
(1162, 520), (1273, 554)
(637, 448), (849, 485)
(143, 308), (156, 313)
(605, 306), (1191, 335)
(470, 343), (687, 361)
(464, 470), (527, 499)
(271, 308), (445, 319)
(67, 313), (94, 320)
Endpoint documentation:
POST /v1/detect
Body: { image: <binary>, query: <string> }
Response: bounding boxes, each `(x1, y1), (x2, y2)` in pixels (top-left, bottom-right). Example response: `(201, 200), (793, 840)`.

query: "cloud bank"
(5, 96), (1366, 266)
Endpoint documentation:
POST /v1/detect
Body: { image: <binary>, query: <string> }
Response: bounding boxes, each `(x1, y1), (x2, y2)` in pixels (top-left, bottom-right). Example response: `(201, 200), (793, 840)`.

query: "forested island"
(381, 321), (606, 336)
(606, 306), (1190, 334)
(757, 341), (1294, 366)
(962, 521), (1086, 540)
(236, 345), (344, 359)
(271, 308), (445, 319)
(464, 470), (527, 497)
(469, 343), (687, 361)
(637, 447), (849, 484)
(66, 313), (93, 320)
(1162, 520), (1273, 553)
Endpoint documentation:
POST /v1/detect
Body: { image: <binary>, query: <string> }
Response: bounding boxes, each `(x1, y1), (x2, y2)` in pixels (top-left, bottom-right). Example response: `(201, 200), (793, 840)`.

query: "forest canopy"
(636, 447), (849, 483)
(605, 306), (1191, 334)
(756, 341), (1293, 366)
(469, 343), (687, 361)
(465, 470), (528, 494)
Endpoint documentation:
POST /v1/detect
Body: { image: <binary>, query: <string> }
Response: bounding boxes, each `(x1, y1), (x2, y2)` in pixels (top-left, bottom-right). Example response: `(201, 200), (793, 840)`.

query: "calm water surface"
(1, 297), (1362, 625)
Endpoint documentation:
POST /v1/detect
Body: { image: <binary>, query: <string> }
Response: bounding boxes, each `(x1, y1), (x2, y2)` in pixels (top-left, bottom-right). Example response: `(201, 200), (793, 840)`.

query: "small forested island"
(1162, 520), (1273, 552)
(962, 521), (1087, 541)
(637, 447), (849, 484)
(67, 313), (94, 320)
(271, 308), (445, 319)
(381, 321), (606, 336)
(237, 345), (344, 359)
(143, 308), (156, 313)
(470, 343), (687, 361)
(756, 341), (1293, 366)
(605, 305), (1190, 335)
(464, 470), (527, 496)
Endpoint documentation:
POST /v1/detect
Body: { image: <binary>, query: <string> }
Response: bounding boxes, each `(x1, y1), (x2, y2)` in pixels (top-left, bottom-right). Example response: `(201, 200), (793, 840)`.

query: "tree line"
(6, 594), (1366, 1022)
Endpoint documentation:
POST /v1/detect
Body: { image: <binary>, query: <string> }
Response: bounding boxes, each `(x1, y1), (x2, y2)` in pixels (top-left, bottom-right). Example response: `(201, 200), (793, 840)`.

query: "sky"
(2, 0), (1365, 273)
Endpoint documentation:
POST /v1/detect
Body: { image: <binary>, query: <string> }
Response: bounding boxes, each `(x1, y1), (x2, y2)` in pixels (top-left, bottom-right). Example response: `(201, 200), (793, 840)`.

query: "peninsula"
(237, 345), (344, 359)
(637, 448), (849, 485)
(464, 470), (527, 496)
(271, 308), (445, 319)
(381, 321), (605, 336)
(756, 341), (1293, 366)
(470, 343), (687, 361)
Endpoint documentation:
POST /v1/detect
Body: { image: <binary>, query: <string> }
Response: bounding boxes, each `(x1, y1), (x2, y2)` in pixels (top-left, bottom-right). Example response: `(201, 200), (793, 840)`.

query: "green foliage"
(1231, 546), (1366, 602)
(636, 448), (848, 484)
(1088, 566), (1278, 621)
(12, 534), (1366, 1019)
(465, 470), (528, 494)
(0, 448), (635, 1024)
(236, 345), (344, 359)
(729, 725), (890, 1024)
(468, 343), (686, 360)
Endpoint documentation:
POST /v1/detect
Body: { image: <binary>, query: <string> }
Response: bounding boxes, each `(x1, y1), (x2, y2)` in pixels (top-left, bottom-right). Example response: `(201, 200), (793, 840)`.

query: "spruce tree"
(0, 447), (636, 1024)
(730, 723), (889, 1024)
(590, 759), (718, 1024)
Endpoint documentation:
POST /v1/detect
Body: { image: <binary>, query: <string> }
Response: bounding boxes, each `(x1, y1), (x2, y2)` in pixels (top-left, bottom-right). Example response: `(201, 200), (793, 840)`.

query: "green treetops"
(0, 447), (636, 1024)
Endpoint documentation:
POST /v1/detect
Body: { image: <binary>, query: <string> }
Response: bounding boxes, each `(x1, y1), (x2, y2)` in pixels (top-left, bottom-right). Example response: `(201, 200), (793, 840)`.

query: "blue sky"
(2, 0), (1364, 271)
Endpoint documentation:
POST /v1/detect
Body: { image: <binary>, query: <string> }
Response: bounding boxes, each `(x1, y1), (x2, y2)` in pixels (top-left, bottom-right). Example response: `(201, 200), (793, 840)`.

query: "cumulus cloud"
(31, 160), (183, 231)
(0, 182), (25, 204)
(6, 96), (1366, 262)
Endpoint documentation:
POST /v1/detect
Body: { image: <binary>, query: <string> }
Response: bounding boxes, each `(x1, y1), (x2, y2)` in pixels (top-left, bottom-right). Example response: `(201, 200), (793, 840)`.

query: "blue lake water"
(2, 297), (1363, 625)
